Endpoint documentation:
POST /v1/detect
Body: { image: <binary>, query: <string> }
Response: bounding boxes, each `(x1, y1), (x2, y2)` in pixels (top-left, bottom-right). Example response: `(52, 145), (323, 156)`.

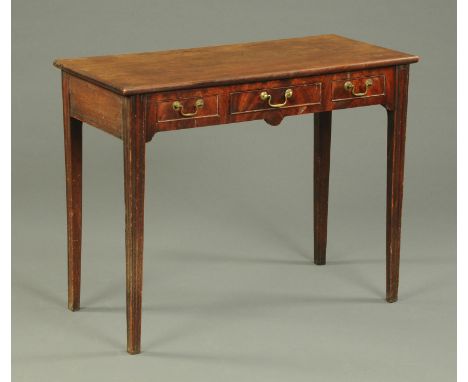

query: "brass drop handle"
(260, 88), (293, 108)
(172, 98), (204, 117)
(344, 79), (373, 97)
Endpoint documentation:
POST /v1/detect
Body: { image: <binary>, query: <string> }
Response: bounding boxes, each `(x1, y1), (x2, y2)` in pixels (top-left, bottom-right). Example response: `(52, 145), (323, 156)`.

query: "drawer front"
(332, 75), (385, 102)
(156, 95), (219, 122)
(230, 83), (322, 114)
(147, 90), (223, 134)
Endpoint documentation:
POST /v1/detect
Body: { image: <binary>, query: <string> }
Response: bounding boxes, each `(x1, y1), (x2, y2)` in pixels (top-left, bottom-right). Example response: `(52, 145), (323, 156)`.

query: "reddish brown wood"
(329, 67), (393, 111)
(263, 111), (285, 126)
(332, 74), (385, 101)
(123, 95), (146, 354)
(54, 35), (418, 354)
(69, 76), (124, 139)
(147, 87), (223, 134)
(314, 111), (332, 265)
(53, 34), (418, 95)
(62, 66), (395, 140)
(62, 72), (83, 311)
(146, 68), (395, 138)
(225, 75), (330, 128)
(156, 95), (219, 122)
(386, 65), (409, 303)
(230, 82), (321, 114)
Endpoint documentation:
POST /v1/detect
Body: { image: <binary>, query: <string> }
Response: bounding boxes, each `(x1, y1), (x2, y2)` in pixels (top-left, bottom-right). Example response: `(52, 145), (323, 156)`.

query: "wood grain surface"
(123, 95), (147, 354)
(56, 36), (418, 354)
(53, 34), (418, 95)
(386, 65), (409, 303)
(62, 72), (83, 312)
(313, 111), (332, 266)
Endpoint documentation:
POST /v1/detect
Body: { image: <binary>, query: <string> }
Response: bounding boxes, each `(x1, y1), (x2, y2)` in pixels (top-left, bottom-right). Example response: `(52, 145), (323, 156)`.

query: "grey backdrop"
(12, 0), (456, 381)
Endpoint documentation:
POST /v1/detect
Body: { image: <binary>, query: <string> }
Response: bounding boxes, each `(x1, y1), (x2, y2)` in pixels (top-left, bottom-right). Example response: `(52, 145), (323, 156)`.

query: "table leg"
(314, 111), (332, 265)
(386, 65), (409, 303)
(62, 73), (83, 312)
(123, 96), (146, 354)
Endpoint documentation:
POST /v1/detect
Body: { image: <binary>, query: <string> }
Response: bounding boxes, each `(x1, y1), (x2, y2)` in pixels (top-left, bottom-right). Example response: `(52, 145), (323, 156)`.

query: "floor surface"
(12, 123), (456, 381)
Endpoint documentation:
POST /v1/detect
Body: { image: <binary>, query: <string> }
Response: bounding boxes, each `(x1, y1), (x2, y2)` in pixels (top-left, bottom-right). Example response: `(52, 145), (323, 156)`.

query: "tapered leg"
(62, 73), (83, 311)
(314, 111), (332, 265)
(123, 96), (146, 354)
(386, 65), (409, 303)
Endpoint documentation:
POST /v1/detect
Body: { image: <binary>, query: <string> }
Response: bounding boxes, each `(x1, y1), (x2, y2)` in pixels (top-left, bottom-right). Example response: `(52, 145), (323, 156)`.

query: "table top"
(53, 34), (418, 95)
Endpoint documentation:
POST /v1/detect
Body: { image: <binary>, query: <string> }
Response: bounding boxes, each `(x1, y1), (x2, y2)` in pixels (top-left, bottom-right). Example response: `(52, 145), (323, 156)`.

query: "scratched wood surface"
(53, 34), (418, 95)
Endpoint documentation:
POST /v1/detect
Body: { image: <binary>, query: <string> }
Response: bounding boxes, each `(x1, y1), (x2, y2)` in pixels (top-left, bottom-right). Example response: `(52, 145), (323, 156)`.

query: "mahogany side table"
(53, 34), (419, 354)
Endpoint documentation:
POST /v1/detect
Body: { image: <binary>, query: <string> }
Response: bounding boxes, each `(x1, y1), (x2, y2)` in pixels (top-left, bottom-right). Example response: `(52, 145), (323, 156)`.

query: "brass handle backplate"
(172, 98), (204, 117)
(344, 79), (373, 97)
(260, 88), (293, 108)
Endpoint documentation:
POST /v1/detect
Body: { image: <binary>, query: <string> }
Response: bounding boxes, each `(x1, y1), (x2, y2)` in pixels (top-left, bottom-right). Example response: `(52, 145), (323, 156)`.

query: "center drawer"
(230, 82), (322, 114)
